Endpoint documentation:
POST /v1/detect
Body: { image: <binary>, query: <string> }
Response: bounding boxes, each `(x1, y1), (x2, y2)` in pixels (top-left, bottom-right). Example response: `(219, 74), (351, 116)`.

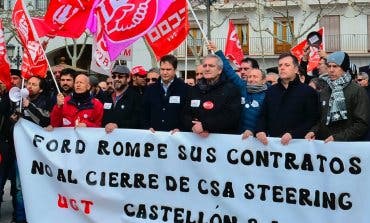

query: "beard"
(114, 82), (127, 91)
(62, 86), (73, 94)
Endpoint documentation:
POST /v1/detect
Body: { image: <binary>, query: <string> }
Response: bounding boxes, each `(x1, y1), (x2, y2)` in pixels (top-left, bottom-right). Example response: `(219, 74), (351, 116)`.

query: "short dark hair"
(148, 67), (160, 74)
(160, 55), (178, 70)
(278, 53), (299, 67)
(29, 76), (46, 90)
(60, 68), (76, 79)
(241, 57), (259, 69)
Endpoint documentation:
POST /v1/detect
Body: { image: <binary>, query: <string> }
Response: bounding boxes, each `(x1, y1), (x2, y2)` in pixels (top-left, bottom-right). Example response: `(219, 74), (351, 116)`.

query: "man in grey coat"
(305, 51), (370, 142)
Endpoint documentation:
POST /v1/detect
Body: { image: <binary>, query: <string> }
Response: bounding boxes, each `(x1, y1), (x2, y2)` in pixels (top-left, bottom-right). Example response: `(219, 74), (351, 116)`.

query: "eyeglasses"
(112, 74), (127, 79)
(146, 78), (158, 82)
(196, 72), (203, 76)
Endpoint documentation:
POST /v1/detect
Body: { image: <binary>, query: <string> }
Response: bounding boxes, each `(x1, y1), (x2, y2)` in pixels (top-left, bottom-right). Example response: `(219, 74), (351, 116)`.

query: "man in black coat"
(102, 65), (142, 133)
(142, 55), (187, 132)
(255, 53), (320, 145)
(182, 54), (241, 136)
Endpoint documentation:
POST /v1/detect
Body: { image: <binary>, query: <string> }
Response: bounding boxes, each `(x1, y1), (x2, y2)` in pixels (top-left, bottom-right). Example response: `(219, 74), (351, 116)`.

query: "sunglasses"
(146, 78), (158, 82)
(112, 74), (127, 79)
(357, 79), (363, 82)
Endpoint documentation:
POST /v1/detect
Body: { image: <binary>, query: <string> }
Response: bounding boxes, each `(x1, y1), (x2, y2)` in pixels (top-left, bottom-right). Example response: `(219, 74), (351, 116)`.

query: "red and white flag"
(144, 0), (189, 60)
(90, 18), (113, 76)
(87, 0), (172, 60)
(0, 19), (11, 90)
(33, 0), (95, 38)
(291, 27), (325, 73)
(225, 20), (244, 67)
(12, 0), (48, 79)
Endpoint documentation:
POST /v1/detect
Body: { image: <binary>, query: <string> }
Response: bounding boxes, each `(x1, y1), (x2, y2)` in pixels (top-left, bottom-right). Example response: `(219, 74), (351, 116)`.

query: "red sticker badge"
(203, 101), (214, 110)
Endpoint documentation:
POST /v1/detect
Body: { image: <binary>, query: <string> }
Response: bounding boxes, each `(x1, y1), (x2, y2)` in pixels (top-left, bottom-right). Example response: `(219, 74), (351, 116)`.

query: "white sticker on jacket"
(63, 118), (71, 126)
(241, 97), (245, 105)
(251, 100), (259, 108)
(169, 96), (180, 104)
(103, 103), (112, 109)
(191, 100), (200, 107)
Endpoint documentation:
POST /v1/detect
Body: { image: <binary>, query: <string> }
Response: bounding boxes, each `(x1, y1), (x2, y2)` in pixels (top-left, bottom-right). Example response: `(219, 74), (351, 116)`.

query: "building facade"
(1, 0), (370, 75)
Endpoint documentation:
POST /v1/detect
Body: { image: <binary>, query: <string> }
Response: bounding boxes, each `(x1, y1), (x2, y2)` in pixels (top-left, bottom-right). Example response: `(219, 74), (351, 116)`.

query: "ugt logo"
(95, 0), (158, 42)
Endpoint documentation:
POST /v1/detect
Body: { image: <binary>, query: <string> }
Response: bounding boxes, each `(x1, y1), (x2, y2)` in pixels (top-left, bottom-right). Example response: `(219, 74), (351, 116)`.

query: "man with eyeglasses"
(142, 54), (187, 133)
(305, 51), (370, 142)
(356, 72), (369, 88)
(101, 65), (142, 133)
(356, 71), (370, 140)
(182, 54), (241, 136)
(146, 68), (160, 85)
(130, 65), (147, 95)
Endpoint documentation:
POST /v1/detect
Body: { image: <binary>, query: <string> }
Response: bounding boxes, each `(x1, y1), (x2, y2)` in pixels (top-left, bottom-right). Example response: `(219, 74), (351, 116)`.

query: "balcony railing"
(174, 34), (370, 58)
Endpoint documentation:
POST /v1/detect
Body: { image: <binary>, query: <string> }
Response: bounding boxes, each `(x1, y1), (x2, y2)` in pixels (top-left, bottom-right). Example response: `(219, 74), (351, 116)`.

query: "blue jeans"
(11, 160), (26, 222)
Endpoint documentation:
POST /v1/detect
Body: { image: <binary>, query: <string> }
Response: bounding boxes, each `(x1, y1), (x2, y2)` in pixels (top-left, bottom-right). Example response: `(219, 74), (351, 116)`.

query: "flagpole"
(185, 36), (188, 81)
(186, 0), (212, 51)
(19, 78), (25, 112)
(22, 0), (61, 94)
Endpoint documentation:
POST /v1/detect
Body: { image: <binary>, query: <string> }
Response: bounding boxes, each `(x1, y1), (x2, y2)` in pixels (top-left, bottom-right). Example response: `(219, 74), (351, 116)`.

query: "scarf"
(198, 78), (220, 92)
(323, 72), (352, 125)
(246, 84), (268, 93)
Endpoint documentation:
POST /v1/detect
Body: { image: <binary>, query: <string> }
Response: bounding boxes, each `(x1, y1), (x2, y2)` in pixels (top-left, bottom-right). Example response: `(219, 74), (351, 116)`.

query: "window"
(0, 0), (4, 9)
(233, 19), (249, 55)
(35, 0), (48, 10)
(320, 16), (340, 52)
(273, 17), (294, 54)
(187, 22), (203, 57)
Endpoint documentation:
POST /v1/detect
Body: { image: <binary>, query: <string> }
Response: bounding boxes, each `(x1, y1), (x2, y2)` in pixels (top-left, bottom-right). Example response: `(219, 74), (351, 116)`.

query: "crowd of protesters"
(0, 43), (370, 222)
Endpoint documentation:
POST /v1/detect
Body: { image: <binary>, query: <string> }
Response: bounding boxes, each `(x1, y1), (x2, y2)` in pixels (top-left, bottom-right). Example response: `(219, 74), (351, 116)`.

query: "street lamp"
(6, 44), (22, 69)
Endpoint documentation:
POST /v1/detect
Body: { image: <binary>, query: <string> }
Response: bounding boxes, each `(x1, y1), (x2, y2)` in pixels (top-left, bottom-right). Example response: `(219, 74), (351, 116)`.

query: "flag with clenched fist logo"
(87, 0), (172, 60)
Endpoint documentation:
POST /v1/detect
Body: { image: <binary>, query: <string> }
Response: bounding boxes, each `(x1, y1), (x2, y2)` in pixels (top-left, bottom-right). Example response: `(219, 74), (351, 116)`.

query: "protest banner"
(14, 119), (370, 223)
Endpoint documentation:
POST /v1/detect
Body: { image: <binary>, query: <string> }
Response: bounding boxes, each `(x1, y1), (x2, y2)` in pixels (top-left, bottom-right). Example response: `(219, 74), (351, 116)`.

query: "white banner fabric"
(14, 119), (370, 223)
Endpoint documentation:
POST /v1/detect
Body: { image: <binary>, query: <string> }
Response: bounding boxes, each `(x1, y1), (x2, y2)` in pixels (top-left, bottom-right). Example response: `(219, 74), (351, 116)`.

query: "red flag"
(144, 0), (189, 60)
(87, 0), (172, 60)
(225, 20), (244, 67)
(33, 0), (95, 38)
(0, 19), (11, 90)
(291, 27), (325, 73)
(12, 0), (48, 79)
